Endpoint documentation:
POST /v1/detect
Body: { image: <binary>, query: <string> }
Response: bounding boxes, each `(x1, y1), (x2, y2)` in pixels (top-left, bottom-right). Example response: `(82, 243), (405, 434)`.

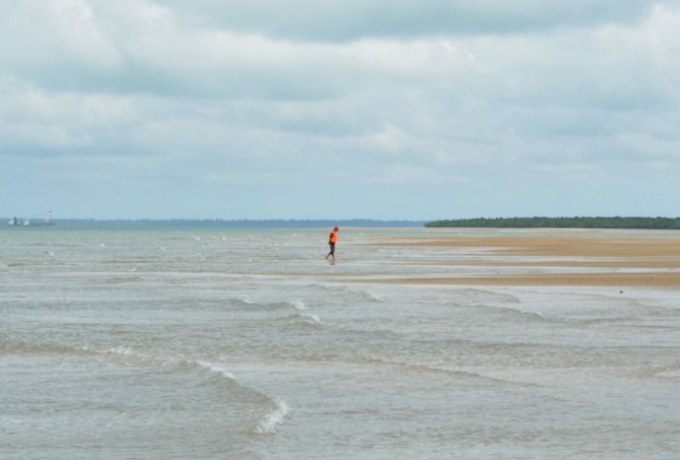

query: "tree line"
(425, 217), (680, 229)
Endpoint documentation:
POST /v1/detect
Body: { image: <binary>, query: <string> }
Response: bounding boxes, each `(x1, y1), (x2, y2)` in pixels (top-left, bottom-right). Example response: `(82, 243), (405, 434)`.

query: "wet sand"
(360, 232), (680, 289)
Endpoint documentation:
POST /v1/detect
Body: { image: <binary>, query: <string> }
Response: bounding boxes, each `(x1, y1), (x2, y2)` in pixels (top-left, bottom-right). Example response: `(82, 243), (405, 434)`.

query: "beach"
(2, 225), (680, 459)
(351, 230), (680, 289)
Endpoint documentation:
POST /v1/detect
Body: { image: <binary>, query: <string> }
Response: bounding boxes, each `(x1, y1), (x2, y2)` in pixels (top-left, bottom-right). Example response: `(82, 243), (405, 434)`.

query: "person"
(325, 226), (339, 261)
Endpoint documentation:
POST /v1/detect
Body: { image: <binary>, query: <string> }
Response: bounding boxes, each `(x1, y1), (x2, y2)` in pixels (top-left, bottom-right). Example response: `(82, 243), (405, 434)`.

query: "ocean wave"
(349, 289), (384, 303)
(3, 338), (291, 438)
(273, 312), (322, 327)
(641, 305), (680, 319)
(636, 362), (680, 380)
(0, 340), (97, 356)
(473, 304), (551, 323)
(6, 262), (32, 267)
(291, 299), (307, 310)
(194, 360), (291, 435)
(654, 365), (680, 380)
(103, 275), (144, 284)
(455, 288), (521, 305)
(228, 298), (322, 326)
(306, 283), (384, 303)
(7, 340), (292, 435)
(253, 398), (290, 435)
(227, 297), (256, 308)
(195, 360), (238, 380)
(95, 345), (176, 369)
(230, 299), (308, 312)
(348, 355), (539, 387)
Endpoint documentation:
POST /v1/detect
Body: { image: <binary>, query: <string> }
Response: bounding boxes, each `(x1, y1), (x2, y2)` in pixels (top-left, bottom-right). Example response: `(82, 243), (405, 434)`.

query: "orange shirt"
(329, 231), (338, 243)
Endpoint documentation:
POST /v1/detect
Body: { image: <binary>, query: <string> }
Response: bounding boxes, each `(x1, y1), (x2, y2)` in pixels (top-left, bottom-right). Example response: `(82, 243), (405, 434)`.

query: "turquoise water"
(2, 226), (680, 459)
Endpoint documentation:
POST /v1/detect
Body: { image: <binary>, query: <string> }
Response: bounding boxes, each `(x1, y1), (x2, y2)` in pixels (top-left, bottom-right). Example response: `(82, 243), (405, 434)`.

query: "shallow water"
(1, 226), (679, 459)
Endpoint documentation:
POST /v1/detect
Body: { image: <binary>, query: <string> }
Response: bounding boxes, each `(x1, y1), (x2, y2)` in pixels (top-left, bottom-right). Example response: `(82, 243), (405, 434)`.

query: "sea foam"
(254, 398), (290, 434)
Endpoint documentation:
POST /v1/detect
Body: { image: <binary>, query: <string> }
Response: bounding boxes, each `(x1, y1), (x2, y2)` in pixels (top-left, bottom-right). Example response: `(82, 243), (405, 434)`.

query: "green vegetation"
(425, 217), (680, 229)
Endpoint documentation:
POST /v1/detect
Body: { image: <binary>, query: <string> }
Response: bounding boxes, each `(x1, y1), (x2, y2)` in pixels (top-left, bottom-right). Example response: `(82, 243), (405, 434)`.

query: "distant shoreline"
(6, 217), (680, 230)
(426, 216), (680, 230)
(2, 218), (425, 229)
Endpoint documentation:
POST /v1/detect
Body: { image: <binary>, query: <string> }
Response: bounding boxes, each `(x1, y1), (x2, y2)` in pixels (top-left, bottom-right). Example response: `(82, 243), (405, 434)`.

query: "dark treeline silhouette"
(425, 217), (680, 229)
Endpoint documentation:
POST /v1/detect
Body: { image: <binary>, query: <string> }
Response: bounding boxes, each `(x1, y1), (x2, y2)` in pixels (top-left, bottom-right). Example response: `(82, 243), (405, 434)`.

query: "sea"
(1, 224), (679, 459)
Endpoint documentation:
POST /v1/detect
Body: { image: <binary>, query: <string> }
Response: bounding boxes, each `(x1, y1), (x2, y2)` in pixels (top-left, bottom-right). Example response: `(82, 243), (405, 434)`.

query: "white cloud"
(0, 0), (121, 71)
(373, 163), (468, 186)
(160, 0), (660, 41)
(370, 123), (408, 152)
(1, 0), (679, 219)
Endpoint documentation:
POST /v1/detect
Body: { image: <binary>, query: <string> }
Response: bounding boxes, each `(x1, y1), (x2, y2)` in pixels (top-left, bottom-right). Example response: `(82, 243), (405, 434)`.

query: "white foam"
(654, 363), (680, 379)
(196, 361), (290, 435)
(291, 311), (320, 324)
(657, 370), (680, 379)
(106, 346), (136, 356)
(255, 398), (289, 434)
(292, 299), (306, 310)
(305, 314), (320, 324)
(365, 291), (383, 302)
(197, 360), (237, 380)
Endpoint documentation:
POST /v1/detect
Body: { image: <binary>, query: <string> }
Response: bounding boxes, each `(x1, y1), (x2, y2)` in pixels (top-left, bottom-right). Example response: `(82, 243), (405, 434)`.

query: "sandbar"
(357, 231), (680, 289)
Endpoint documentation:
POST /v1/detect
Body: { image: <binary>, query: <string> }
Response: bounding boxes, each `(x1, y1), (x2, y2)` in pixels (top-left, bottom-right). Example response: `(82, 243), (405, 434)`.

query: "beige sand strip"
(359, 232), (680, 288)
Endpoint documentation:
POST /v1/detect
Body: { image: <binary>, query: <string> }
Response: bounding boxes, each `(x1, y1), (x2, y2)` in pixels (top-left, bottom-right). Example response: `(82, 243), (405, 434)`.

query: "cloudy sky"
(1, 0), (679, 220)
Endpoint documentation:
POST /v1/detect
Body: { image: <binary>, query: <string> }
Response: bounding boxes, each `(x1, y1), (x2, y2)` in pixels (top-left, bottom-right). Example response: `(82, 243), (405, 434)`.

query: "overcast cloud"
(1, 0), (679, 220)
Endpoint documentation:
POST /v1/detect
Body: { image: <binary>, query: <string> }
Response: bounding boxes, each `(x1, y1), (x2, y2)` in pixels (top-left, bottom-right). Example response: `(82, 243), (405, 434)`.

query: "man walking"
(325, 226), (339, 261)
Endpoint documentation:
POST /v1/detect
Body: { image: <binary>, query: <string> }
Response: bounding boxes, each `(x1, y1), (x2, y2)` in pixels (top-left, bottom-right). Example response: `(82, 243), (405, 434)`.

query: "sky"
(1, 0), (679, 220)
